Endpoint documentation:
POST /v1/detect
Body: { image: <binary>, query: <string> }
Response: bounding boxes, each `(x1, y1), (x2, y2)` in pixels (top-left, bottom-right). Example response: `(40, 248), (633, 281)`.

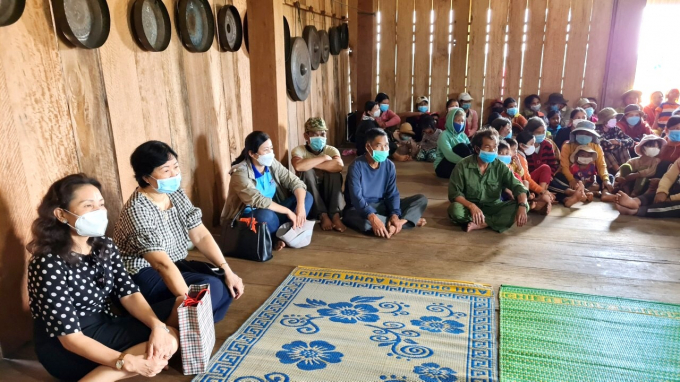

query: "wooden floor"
(2, 160), (680, 381)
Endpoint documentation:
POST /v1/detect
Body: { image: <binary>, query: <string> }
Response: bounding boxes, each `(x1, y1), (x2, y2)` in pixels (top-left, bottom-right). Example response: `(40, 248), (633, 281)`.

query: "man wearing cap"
(617, 104), (653, 143)
(594, 108), (634, 173)
(543, 93), (572, 129)
(292, 117), (346, 232)
(391, 123), (419, 162)
(575, 98), (598, 123)
(398, 96), (431, 141)
(616, 89), (642, 113)
(458, 92), (479, 135)
(555, 120), (613, 195)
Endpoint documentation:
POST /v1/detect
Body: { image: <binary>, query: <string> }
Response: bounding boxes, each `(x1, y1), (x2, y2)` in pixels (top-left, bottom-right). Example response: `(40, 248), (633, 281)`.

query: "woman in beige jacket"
(221, 131), (311, 250)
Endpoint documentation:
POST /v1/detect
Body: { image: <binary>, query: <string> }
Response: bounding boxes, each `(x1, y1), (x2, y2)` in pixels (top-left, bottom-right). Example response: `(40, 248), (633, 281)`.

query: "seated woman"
(115, 141), (243, 324)
(595, 107), (634, 173)
(490, 117), (513, 140)
(434, 107), (473, 178)
(437, 99), (459, 131)
(28, 174), (179, 381)
(575, 98), (598, 123)
(344, 128), (428, 238)
(616, 157), (680, 218)
(554, 108), (586, 150)
(615, 134), (666, 196)
(448, 128), (529, 232)
(375, 92), (401, 133)
(552, 121), (615, 203)
(544, 93), (572, 128)
(521, 94), (547, 124)
(501, 97), (528, 134)
(510, 134), (554, 214)
(657, 116), (680, 170)
(522, 118), (561, 188)
(222, 131), (312, 250)
(355, 101), (382, 155)
(617, 104), (653, 144)
(399, 96), (431, 141)
(459, 92), (479, 137)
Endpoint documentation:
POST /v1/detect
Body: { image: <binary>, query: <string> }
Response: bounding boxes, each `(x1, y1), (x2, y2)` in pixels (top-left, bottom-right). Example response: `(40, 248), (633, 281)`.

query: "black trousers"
(34, 298), (175, 381)
(435, 144), (472, 179)
(299, 169), (345, 219)
(636, 183), (680, 218)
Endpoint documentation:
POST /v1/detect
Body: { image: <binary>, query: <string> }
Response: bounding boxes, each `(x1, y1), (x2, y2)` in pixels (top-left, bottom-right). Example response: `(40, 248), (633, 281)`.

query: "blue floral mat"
(193, 267), (496, 382)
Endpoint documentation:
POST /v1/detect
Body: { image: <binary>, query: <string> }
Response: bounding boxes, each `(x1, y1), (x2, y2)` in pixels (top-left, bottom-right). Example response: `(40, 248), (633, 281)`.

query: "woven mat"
(194, 267), (496, 381)
(500, 285), (680, 381)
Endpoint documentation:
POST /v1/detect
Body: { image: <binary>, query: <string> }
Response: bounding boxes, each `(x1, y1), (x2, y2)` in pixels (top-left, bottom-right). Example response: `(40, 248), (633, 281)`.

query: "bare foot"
(533, 201), (551, 215)
(616, 192), (641, 209)
(331, 214), (346, 232)
(586, 192), (594, 202)
(466, 221), (488, 232)
(615, 203), (638, 216)
(275, 241), (286, 251)
(320, 214), (333, 231)
(592, 191), (602, 198)
(385, 224), (397, 239)
(564, 193), (581, 208)
(578, 189), (589, 203)
(416, 218), (427, 227)
(601, 192), (617, 203)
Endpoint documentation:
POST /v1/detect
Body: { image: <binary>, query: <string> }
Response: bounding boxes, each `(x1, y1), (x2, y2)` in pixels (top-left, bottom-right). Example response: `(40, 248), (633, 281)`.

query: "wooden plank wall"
(0, 0), (349, 354)
(374, 0), (619, 128)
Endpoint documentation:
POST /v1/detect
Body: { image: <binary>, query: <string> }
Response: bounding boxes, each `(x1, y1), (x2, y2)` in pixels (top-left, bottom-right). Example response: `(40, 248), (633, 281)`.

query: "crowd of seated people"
(25, 87), (680, 380)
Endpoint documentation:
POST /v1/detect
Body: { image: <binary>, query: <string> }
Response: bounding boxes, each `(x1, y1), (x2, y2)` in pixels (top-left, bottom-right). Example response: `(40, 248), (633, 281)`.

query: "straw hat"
(399, 123), (415, 136)
(575, 98), (596, 109)
(596, 107), (623, 124)
(570, 145), (597, 164)
(621, 89), (642, 100)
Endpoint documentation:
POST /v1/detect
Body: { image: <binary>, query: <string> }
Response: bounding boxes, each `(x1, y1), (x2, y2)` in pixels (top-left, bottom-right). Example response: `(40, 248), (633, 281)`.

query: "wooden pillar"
(247, 0), (288, 162)
(356, 0), (376, 107)
(602, 0), (647, 108)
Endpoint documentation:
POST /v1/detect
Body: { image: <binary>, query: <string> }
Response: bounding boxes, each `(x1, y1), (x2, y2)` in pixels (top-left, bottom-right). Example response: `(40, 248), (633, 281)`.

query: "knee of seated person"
(448, 202), (468, 221)
(304, 191), (314, 211)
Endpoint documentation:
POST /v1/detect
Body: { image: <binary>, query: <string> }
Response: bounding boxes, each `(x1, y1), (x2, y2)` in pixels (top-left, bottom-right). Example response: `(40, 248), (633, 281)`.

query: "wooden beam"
(539, 0), (569, 97)
(356, 0), (376, 106)
(505, 0), (525, 100)
(467, 0), (487, 114)
(484, 0), (509, 103)
(582, 0), (614, 102)
(430, 0), (452, 112)
(448, 0), (470, 97)
(413, 0), (432, 103)
(562, 0), (593, 105)
(395, 0), (414, 112)
(379, 0), (397, 97)
(521, 0), (547, 97)
(247, 0), (289, 162)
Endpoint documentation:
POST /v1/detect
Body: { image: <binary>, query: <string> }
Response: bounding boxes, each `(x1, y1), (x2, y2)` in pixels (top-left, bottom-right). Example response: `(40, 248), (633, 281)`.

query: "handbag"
(175, 259), (225, 279)
(178, 283), (215, 375)
(219, 205), (273, 262)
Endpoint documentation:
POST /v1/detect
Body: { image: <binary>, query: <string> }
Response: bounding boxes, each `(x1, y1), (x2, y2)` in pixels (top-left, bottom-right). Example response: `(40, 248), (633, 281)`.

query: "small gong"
(318, 29), (330, 64)
(329, 26), (341, 56)
(302, 25), (320, 71)
(217, 5), (242, 52)
(176, 0), (214, 53)
(53, 0), (111, 49)
(131, 0), (171, 52)
(339, 22), (349, 50)
(287, 37), (311, 102)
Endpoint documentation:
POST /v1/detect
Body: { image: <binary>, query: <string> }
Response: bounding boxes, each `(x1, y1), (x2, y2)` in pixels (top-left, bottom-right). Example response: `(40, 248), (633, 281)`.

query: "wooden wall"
(0, 0), (349, 354)
(374, 0), (618, 124)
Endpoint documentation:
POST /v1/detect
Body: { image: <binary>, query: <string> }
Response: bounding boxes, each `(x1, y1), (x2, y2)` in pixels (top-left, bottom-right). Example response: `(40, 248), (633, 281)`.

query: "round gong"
(217, 5), (242, 52)
(0, 0), (25, 26)
(287, 37), (311, 102)
(131, 0), (171, 52)
(53, 0), (110, 49)
(302, 25), (320, 71)
(284, 16), (291, 63)
(177, 0), (214, 53)
(329, 26), (341, 56)
(318, 29), (329, 64)
(339, 22), (349, 49)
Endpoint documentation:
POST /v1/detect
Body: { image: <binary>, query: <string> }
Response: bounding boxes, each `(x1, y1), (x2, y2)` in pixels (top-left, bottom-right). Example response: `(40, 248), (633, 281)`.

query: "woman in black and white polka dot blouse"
(27, 174), (179, 381)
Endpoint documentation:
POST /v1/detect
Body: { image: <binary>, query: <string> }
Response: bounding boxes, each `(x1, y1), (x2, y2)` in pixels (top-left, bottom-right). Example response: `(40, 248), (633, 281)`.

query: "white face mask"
(63, 209), (108, 237)
(256, 152), (275, 167)
(372, 110), (381, 118)
(577, 157), (594, 165)
(644, 147), (661, 157)
(523, 144), (536, 156)
(571, 119), (585, 127)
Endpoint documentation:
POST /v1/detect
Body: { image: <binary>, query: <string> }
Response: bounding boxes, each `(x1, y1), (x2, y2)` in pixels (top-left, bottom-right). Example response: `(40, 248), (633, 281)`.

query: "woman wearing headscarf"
(434, 107), (473, 178)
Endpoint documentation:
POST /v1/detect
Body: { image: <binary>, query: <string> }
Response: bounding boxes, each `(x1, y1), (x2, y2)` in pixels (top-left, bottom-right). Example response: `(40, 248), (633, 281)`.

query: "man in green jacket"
(448, 128), (530, 233)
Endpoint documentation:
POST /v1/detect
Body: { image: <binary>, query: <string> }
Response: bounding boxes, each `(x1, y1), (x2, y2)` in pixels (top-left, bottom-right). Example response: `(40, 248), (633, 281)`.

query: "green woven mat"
(499, 285), (680, 382)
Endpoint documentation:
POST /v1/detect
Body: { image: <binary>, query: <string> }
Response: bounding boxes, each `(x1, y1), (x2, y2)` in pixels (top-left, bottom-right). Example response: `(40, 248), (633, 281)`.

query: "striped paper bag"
(178, 283), (215, 375)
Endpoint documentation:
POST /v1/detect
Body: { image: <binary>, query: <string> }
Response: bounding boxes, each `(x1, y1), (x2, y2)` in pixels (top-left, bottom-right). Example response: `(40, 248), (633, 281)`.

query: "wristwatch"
(116, 352), (128, 370)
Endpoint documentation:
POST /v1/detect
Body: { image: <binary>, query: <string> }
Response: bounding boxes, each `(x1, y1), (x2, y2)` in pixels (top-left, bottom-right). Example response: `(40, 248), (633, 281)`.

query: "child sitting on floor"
(504, 138), (553, 214)
(416, 117), (441, 162)
(615, 134), (666, 196)
(570, 145), (617, 203)
(391, 123), (418, 162)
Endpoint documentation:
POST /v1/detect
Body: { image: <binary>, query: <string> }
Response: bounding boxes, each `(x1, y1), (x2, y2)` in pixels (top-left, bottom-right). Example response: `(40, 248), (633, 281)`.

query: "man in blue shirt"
(343, 128), (428, 238)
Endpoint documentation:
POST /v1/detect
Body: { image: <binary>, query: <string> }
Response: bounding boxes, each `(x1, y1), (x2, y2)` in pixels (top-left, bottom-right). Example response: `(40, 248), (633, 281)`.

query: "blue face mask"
(461, 103), (471, 110)
(400, 135), (411, 141)
(549, 104), (560, 112)
(626, 116), (640, 126)
(453, 122), (465, 133)
(669, 130), (680, 142)
(379, 104), (389, 113)
(309, 136), (326, 152)
(505, 131), (513, 139)
(575, 134), (593, 145)
(371, 148), (389, 163)
(534, 134), (546, 144)
(478, 150), (498, 164)
(152, 174), (181, 194)
(585, 107), (595, 118)
(507, 107), (518, 117)
(418, 106), (429, 113)
(498, 155), (512, 165)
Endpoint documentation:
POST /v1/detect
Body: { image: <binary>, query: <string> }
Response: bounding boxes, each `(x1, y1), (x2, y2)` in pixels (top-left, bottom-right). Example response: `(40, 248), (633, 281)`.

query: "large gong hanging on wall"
(217, 5), (242, 52)
(329, 26), (341, 56)
(339, 22), (349, 50)
(131, 0), (171, 52)
(284, 16), (291, 62)
(0, 0), (25, 26)
(176, 0), (214, 52)
(318, 29), (330, 64)
(287, 37), (311, 102)
(302, 25), (320, 71)
(52, 0), (111, 49)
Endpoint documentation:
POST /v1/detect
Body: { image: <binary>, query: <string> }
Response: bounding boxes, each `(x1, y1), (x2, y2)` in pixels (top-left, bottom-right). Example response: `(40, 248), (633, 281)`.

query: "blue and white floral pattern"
(411, 316), (465, 334)
(275, 340), (344, 371)
(379, 375), (408, 381)
(413, 363), (458, 382)
(367, 322), (434, 360)
(318, 302), (381, 324)
(234, 373), (290, 382)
